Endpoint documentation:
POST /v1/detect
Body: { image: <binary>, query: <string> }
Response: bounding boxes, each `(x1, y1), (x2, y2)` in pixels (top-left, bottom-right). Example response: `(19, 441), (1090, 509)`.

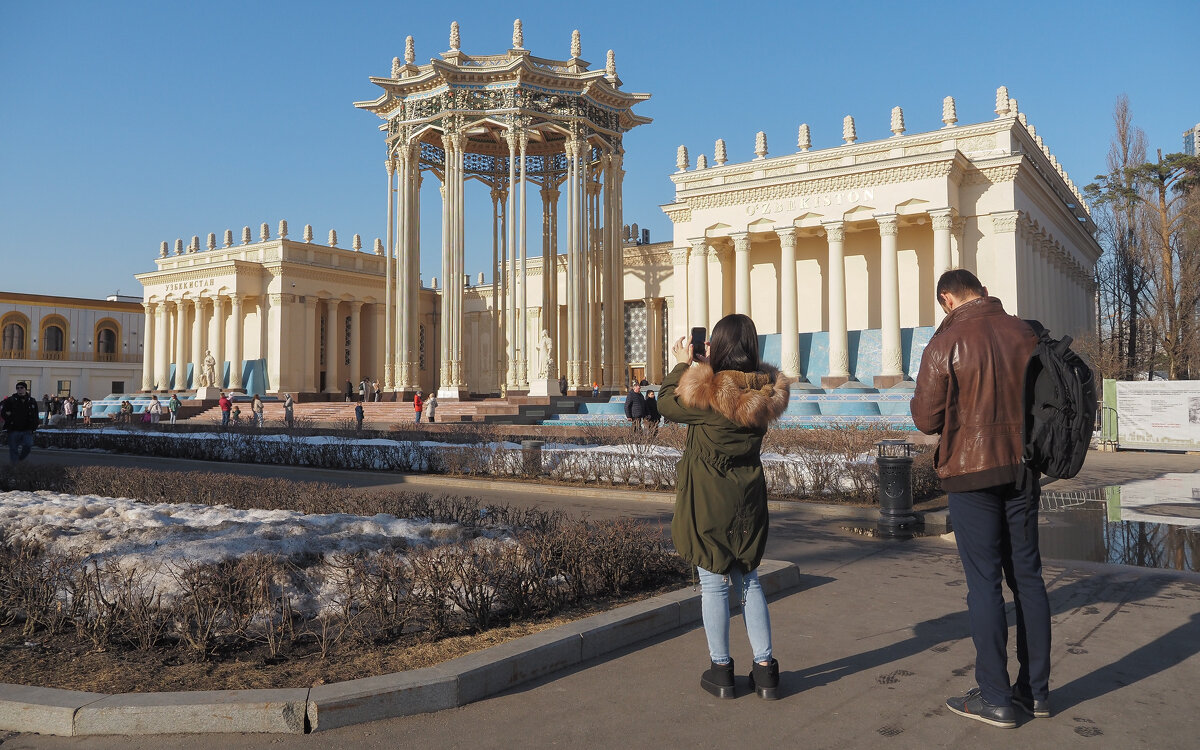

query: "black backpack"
(1021, 321), (1097, 480)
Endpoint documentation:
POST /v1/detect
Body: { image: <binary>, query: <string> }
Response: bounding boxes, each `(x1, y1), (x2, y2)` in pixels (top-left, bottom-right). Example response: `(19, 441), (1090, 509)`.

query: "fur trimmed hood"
(674, 363), (792, 430)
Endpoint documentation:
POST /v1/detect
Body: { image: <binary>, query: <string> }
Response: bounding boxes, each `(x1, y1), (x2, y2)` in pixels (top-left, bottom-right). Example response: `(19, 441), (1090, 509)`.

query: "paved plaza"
(3, 448), (1199, 749)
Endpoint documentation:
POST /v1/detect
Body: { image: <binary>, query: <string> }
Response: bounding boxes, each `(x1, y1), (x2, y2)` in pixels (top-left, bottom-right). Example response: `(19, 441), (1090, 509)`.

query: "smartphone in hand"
(690, 327), (707, 357)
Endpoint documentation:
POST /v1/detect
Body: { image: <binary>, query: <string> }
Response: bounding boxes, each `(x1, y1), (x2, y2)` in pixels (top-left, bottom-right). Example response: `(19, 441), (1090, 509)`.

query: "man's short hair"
(936, 269), (985, 300)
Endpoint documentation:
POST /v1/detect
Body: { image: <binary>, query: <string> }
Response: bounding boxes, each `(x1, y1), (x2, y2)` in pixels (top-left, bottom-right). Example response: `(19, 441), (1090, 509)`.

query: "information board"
(1114, 381), (1200, 451)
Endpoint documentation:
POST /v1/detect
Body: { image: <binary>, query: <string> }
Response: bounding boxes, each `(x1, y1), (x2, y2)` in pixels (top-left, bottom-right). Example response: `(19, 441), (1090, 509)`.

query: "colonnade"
(140, 295), (383, 394)
(381, 127), (627, 397)
(677, 210), (959, 387)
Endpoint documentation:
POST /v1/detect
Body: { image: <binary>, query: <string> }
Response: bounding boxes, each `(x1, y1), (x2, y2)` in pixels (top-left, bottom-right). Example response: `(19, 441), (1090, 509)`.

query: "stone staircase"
(186, 395), (608, 426)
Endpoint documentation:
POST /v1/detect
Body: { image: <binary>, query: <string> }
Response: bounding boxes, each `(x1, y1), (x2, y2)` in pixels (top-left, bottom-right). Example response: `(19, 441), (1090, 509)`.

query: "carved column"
(140, 304), (154, 391)
(606, 151), (626, 391)
(517, 130), (529, 387)
(670, 247), (690, 342)
(689, 237), (710, 331)
(304, 296), (318, 393)
(210, 296), (225, 388)
(643, 296), (657, 383)
(405, 168), (422, 391)
(876, 214), (904, 388)
(931, 209), (954, 323)
(565, 137), (590, 389)
(492, 186), (507, 392)
(154, 303), (169, 391)
(540, 185), (560, 359)
(731, 232), (752, 316)
(505, 129), (519, 389)
(229, 295), (244, 390)
(777, 228), (800, 379)
(173, 300), (188, 389)
(191, 299), (204, 390)
(350, 300), (363, 387)
(384, 158), (396, 391)
(823, 222), (850, 386)
(322, 297), (338, 394)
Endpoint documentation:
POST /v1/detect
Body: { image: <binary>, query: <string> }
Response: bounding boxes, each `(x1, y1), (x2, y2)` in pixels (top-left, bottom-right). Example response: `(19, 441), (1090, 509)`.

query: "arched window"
(39, 315), (69, 360)
(2, 321), (25, 355)
(96, 325), (118, 361)
(43, 326), (65, 353)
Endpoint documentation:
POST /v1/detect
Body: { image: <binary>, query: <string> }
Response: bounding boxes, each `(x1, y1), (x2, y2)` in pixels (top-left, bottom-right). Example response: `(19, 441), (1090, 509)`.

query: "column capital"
(952, 216), (967, 238)
(929, 208), (956, 231)
(730, 232), (751, 252)
(875, 213), (899, 236)
(775, 226), (797, 248)
(669, 247), (690, 266)
(304, 294), (319, 307)
(822, 222), (845, 243)
(687, 237), (708, 254)
(386, 158), (396, 174)
(143, 302), (155, 314)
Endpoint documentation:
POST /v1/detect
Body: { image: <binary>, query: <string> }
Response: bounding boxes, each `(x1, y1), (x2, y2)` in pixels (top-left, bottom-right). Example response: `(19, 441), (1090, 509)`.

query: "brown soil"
(0, 583), (687, 694)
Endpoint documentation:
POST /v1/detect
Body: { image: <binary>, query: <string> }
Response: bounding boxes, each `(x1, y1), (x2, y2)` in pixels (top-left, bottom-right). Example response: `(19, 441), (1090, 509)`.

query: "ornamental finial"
(449, 22), (460, 51)
(373, 238), (383, 255)
(353, 234), (362, 251)
(797, 123), (811, 152)
(207, 232), (216, 251)
(303, 224), (313, 243)
(696, 154), (708, 170)
(995, 85), (1010, 117)
(159, 241), (168, 258)
(754, 130), (768, 160)
(714, 138), (727, 165)
(1009, 97), (1019, 115)
(676, 144), (689, 172)
(513, 19), (523, 49)
(175, 238), (183, 255)
(241, 226), (251, 245)
(189, 235), (199, 253)
(570, 29), (581, 58)
(278, 219), (288, 239)
(223, 229), (233, 247)
(606, 49), (616, 77)
(391, 57), (401, 78)
(328, 229), (338, 247)
(405, 36), (415, 64)
(890, 106), (905, 137)
(260, 223), (269, 242)
(942, 96), (958, 128)
(842, 115), (857, 144)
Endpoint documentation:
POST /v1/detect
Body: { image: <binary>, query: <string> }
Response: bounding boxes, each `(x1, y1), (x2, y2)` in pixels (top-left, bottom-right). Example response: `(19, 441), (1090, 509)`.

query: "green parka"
(657, 361), (791, 575)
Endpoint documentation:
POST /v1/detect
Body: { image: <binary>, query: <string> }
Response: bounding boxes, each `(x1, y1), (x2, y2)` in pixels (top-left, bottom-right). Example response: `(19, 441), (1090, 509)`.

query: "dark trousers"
(948, 483), (1051, 707)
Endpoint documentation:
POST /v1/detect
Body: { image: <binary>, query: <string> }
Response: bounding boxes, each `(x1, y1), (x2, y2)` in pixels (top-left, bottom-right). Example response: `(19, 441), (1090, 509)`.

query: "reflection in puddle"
(1039, 474), (1200, 572)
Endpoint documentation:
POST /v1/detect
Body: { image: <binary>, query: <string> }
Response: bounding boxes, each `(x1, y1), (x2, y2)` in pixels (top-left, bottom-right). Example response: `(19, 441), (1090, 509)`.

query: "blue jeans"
(221, 410), (230, 427)
(7, 430), (34, 464)
(949, 484), (1051, 707)
(697, 566), (772, 665)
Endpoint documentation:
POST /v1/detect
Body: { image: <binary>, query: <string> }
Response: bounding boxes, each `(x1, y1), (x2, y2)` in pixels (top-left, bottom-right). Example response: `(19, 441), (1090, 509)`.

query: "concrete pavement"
(3, 448), (1199, 748)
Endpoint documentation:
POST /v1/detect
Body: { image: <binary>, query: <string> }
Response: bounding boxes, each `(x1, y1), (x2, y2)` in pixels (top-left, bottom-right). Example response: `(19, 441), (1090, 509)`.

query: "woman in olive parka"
(657, 313), (791, 700)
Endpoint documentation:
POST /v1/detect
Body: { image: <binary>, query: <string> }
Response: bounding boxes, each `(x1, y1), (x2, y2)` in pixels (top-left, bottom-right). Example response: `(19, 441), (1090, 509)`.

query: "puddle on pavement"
(1039, 473), (1199, 573)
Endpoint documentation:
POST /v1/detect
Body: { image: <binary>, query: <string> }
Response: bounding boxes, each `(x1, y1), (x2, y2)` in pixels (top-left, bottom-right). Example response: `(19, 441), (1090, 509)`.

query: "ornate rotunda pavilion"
(355, 21), (651, 398)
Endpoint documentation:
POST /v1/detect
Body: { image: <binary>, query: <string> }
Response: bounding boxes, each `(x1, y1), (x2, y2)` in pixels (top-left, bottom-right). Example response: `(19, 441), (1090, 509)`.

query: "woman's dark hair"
(707, 313), (761, 374)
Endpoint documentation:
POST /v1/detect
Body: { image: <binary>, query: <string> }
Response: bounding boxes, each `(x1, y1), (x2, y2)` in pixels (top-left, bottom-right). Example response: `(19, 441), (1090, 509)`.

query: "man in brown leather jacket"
(911, 269), (1050, 729)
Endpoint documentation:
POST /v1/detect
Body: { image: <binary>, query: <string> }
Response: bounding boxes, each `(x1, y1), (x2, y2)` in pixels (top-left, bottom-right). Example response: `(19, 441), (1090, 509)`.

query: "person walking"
(624, 380), (646, 430)
(168, 394), (181, 425)
(644, 387), (660, 429)
(657, 313), (791, 700)
(413, 391), (423, 424)
(283, 393), (294, 428)
(558, 375), (568, 396)
(41, 394), (51, 426)
(251, 394), (265, 427)
(911, 269), (1049, 729)
(426, 393), (437, 423)
(147, 395), (163, 424)
(372, 380), (381, 402)
(219, 392), (232, 428)
(358, 378), (367, 402)
(2, 381), (40, 465)
(354, 401), (364, 431)
(345, 379), (353, 402)
(81, 397), (93, 427)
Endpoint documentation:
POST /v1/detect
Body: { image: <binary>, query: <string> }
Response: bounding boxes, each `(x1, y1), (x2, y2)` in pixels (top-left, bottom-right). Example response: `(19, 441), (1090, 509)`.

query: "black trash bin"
(876, 439), (916, 538)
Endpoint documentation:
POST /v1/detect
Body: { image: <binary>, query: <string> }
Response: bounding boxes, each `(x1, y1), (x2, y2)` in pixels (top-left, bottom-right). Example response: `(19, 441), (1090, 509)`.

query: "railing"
(0, 349), (141, 364)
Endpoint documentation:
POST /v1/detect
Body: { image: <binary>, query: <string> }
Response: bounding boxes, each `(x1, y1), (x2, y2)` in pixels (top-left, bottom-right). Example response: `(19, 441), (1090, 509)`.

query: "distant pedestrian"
(359, 378), (367, 402)
(644, 387), (660, 428)
(148, 395), (163, 424)
(355, 402), (364, 430)
(413, 391), (423, 423)
(81, 397), (93, 427)
(372, 380), (381, 402)
(251, 395), (264, 427)
(426, 393), (437, 423)
(283, 393), (295, 428)
(345, 379), (353, 402)
(219, 392), (232, 428)
(41, 394), (50, 426)
(624, 380), (646, 429)
(63, 396), (76, 425)
(558, 375), (568, 395)
(168, 394), (181, 425)
(591, 382), (600, 397)
(2, 381), (39, 465)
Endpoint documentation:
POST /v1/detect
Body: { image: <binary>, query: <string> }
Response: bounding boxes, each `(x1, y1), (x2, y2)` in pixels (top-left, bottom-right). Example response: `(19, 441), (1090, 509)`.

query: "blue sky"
(1, 0), (1195, 299)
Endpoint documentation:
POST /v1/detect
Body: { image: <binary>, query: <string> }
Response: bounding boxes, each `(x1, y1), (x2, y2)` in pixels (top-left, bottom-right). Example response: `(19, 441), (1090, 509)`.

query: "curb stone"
(0, 560), (800, 737)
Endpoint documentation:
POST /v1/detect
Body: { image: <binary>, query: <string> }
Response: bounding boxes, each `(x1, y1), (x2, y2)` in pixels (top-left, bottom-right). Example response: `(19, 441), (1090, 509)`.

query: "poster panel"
(1114, 381), (1200, 451)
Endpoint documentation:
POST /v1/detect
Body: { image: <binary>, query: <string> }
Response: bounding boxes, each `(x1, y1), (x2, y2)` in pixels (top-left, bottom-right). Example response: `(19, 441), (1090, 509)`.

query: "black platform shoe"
(748, 659), (780, 700)
(701, 660), (736, 698)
